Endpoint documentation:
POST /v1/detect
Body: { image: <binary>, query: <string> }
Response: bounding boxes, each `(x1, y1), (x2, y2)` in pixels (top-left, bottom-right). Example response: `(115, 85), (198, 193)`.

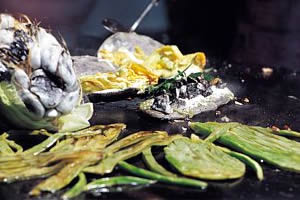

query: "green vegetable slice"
(119, 161), (207, 189)
(0, 123), (125, 192)
(190, 122), (300, 173)
(204, 123), (238, 143)
(62, 173), (87, 200)
(141, 134), (185, 178)
(84, 132), (168, 174)
(30, 152), (101, 196)
(0, 133), (23, 155)
(251, 126), (300, 138)
(216, 146), (264, 181)
(62, 176), (154, 198)
(164, 138), (246, 180)
(24, 132), (65, 155)
(0, 162), (65, 183)
(85, 176), (155, 191)
(104, 131), (166, 155)
(275, 129), (300, 138)
(191, 133), (263, 181)
(50, 124), (126, 153)
(142, 147), (177, 177)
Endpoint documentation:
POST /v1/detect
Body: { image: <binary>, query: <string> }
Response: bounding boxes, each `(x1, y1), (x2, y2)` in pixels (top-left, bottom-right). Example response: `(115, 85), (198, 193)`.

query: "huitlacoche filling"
(151, 75), (222, 114)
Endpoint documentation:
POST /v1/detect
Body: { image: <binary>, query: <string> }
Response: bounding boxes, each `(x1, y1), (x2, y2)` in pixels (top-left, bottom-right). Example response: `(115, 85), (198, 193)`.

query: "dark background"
(1, 0), (300, 71)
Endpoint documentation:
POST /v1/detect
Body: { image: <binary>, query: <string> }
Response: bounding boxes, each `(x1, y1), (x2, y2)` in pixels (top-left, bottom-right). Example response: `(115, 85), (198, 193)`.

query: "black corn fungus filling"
(151, 73), (215, 113)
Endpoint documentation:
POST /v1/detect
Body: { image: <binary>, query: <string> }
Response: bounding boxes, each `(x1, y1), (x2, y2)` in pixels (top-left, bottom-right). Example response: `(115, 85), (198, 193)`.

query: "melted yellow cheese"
(80, 45), (206, 94)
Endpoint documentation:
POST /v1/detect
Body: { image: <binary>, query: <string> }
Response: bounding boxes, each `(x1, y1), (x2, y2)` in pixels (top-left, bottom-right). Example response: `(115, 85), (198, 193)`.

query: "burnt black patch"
(43, 70), (65, 90)
(0, 63), (12, 82)
(0, 29), (31, 65)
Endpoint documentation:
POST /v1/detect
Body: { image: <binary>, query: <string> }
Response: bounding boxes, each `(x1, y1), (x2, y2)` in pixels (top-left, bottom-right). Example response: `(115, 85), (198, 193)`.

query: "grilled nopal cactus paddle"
(0, 14), (93, 131)
(164, 138), (246, 180)
(190, 122), (300, 173)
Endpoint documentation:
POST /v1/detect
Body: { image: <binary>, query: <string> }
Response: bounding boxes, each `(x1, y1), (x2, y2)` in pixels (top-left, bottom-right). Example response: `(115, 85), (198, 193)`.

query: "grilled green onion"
(142, 147), (177, 177)
(85, 176), (155, 191)
(62, 172), (87, 200)
(118, 161), (207, 189)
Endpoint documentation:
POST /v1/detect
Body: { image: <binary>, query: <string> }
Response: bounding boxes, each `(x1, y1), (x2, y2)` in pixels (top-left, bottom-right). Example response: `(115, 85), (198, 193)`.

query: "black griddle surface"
(1, 65), (300, 200)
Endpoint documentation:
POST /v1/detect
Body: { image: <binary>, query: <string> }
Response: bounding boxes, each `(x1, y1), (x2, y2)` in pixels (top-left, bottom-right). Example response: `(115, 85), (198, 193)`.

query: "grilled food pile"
(2, 121), (300, 198)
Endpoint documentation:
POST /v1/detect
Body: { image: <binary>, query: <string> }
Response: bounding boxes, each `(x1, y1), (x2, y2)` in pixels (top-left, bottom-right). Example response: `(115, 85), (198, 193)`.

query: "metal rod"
(129, 0), (160, 32)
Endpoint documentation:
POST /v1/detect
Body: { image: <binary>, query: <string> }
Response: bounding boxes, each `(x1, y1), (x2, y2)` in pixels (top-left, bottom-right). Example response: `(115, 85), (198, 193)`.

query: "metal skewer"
(102, 0), (160, 33)
(129, 0), (160, 32)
